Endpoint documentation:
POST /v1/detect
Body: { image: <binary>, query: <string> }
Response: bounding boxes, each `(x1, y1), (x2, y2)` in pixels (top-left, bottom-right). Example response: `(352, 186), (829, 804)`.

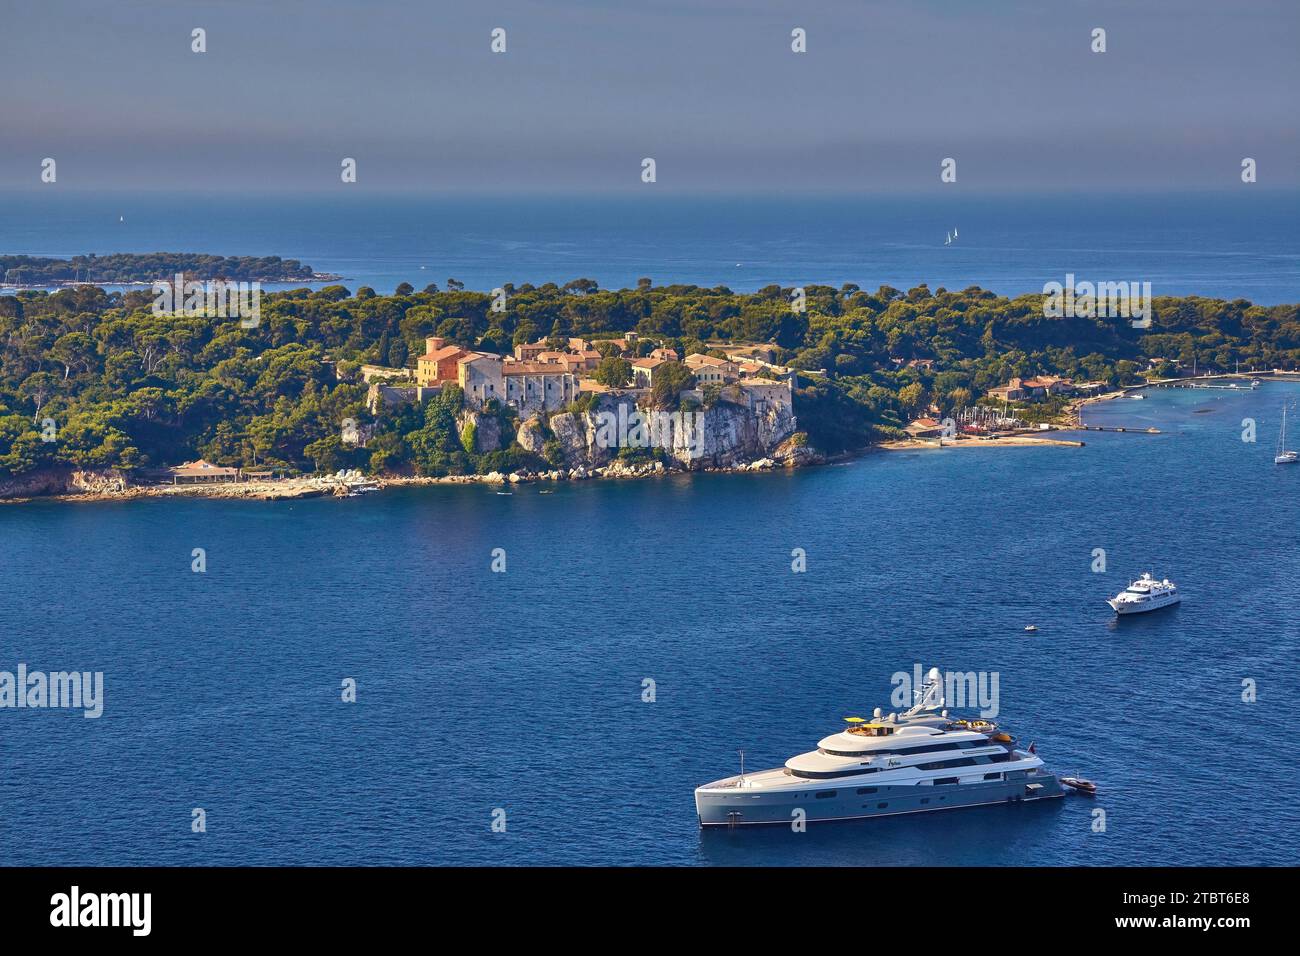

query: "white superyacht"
(695, 668), (1064, 827)
(1107, 573), (1180, 615)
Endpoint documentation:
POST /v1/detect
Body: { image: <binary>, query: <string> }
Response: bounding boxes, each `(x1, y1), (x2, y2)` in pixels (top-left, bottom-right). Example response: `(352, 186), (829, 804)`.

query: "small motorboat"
(1060, 775), (1097, 795)
(1024, 625), (1038, 633)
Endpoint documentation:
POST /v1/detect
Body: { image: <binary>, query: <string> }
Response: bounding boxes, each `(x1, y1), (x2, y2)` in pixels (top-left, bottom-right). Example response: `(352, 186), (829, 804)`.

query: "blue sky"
(3, 0), (1297, 192)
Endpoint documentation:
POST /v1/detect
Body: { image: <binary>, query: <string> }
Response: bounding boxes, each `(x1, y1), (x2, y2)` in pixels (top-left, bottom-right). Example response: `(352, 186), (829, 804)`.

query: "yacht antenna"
(738, 749), (745, 784)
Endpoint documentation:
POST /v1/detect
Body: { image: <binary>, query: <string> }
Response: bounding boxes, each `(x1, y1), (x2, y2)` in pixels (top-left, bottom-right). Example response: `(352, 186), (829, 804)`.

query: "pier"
(1077, 424), (1161, 434)
(1142, 369), (1300, 391)
(1151, 380), (1258, 391)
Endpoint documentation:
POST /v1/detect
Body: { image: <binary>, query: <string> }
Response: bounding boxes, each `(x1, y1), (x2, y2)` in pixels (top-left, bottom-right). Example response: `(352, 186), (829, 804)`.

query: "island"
(1, 278), (1297, 500)
(0, 253), (340, 289)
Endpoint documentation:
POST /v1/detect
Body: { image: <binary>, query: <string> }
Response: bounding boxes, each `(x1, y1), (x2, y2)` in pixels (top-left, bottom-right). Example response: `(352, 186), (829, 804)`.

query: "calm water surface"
(3, 192), (1298, 303)
(1, 385), (1298, 865)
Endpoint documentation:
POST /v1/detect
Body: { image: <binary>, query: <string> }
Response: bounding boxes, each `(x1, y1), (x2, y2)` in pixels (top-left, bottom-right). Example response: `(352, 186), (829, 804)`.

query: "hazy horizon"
(3, 0), (1297, 193)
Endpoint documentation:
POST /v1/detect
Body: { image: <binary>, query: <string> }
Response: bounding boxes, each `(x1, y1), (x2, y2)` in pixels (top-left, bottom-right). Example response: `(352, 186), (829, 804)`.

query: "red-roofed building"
(417, 342), (470, 387)
(685, 353), (739, 385)
(631, 356), (666, 386)
(513, 339), (550, 361)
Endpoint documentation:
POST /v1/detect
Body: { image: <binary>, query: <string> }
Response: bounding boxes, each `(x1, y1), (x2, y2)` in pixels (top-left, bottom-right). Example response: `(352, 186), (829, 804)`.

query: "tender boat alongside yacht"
(1060, 774), (1097, 795)
(694, 668), (1064, 827)
(1107, 573), (1180, 615)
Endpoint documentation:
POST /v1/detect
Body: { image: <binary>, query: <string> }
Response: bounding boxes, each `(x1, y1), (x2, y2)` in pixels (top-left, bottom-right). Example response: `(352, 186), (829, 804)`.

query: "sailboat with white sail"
(1276, 405), (1297, 464)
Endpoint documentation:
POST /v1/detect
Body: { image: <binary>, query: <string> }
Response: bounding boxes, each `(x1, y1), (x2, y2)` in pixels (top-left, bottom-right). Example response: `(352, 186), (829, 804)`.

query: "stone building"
(457, 353), (504, 406)
(503, 363), (581, 412)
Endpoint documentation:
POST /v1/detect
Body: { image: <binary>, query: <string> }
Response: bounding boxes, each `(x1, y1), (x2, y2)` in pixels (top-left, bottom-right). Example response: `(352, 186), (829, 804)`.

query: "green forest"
(0, 253), (317, 285)
(1, 278), (1297, 479)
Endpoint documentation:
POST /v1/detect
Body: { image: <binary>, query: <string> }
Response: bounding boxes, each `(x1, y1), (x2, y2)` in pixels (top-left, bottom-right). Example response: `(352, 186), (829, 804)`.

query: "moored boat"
(1107, 573), (1179, 615)
(1276, 405), (1297, 464)
(694, 668), (1064, 827)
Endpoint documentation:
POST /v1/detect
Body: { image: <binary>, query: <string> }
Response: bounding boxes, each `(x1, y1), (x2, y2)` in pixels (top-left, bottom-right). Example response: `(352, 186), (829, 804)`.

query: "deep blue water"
(3, 191), (1299, 304)
(2, 384), (1298, 866)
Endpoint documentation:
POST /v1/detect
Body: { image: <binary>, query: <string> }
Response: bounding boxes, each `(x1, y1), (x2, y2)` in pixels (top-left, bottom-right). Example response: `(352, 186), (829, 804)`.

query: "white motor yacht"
(695, 668), (1064, 827)
(1107, 573), (1180, 615)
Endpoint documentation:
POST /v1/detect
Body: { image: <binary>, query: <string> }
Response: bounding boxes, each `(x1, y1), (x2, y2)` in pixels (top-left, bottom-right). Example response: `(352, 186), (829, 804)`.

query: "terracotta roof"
(685, 354), (729, 367)
(458, 352), (500, 365)
(420, 345), (467, 362)
(631, 357), (665, 369)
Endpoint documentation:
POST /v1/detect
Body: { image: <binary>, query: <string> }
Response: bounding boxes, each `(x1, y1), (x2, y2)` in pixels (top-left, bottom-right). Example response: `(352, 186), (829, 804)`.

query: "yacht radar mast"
(904, 666), (945, 717)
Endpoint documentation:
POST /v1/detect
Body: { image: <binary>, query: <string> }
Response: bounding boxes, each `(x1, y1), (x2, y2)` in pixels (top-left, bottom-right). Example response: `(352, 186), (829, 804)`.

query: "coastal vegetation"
(1, 279), (1297, 481)
(0, 253), (319, 286)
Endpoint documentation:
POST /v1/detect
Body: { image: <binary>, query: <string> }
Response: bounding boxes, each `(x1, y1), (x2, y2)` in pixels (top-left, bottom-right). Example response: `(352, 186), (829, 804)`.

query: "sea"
(2, 383), (1298, 866)
(2, 191), (1299, 303)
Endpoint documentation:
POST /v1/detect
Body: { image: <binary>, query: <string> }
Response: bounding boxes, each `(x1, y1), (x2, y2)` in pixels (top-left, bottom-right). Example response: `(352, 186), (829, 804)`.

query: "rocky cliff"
(0, 396), (816, 501)
(0, 468), (129, 500)
(514, 392), (812, 473)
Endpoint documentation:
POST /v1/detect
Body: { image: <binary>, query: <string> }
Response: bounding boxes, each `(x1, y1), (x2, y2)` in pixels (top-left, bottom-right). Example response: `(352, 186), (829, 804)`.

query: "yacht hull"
(1108, 595), (1180, 615)
(695, 772), (1064, 827)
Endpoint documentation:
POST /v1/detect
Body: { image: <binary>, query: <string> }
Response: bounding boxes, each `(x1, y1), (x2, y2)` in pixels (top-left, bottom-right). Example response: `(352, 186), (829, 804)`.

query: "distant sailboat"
(953, 227), (958, 239)
(1276, 405), (1297, 464)
(944, 232), (952, 245)
(119, 215), (125, 223)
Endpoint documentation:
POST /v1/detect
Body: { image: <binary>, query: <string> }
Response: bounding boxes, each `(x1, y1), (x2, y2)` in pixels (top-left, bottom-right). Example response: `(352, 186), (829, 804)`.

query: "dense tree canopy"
(1, 279), (1296, 476)
(1, 253), (319, 285)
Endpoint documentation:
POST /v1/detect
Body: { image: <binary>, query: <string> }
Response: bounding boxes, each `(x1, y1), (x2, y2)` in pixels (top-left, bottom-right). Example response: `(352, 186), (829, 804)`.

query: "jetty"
(1077, 424), (1161, 434)
(1151, 380), (1258, 391)
(1144, 369), (1300, 390)
(1064, 368), (1299, 428)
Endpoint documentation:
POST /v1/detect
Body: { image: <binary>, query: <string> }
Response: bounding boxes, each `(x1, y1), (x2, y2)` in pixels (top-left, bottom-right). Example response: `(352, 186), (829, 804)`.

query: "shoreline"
(880, 388), (1140, 451)
(16, 378), (1241, 504)
(0, 273), (342, 292)
(0, 456), (811, 505)
(3, 387), (1163, 505)
(1063, 387), (1130, 425)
